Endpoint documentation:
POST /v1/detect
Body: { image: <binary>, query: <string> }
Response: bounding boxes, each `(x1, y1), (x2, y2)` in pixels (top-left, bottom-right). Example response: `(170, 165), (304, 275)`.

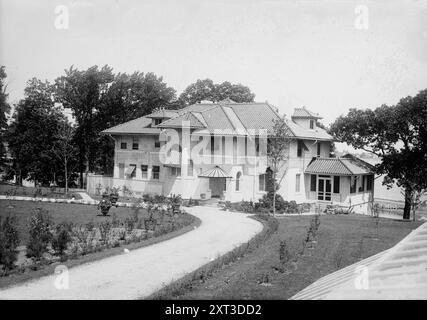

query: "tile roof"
(292, 107), (322, 119)
(102, 117), (160, 135)
(305, 156), (373, 175)
(286, 119), (333, 141)
(156, 112), (206, 129)
(102, 100), (333, 141)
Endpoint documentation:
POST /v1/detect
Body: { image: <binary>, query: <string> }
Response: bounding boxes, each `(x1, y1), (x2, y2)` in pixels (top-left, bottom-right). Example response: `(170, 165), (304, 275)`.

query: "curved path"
(0, 207), (262, 300)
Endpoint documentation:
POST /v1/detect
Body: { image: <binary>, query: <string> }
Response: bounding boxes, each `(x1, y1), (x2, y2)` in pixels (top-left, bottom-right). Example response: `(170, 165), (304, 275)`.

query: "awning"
(124, 165), (136, 176)
(198, 166), (232, 178)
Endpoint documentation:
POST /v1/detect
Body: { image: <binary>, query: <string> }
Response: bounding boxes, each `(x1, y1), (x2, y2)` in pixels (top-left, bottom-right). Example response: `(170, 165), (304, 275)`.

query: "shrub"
(0, 215), (20, 271)
(26, 208), (54, 259)
(52, 222), (73, 259)
(98, 220), (112, 245)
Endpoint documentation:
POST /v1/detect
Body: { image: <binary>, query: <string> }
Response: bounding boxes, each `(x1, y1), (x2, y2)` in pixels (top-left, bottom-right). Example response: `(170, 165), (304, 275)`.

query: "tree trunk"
(64, 159), (68, 194)
(272, 171), (276, 217)
(403, 187), (412, 220)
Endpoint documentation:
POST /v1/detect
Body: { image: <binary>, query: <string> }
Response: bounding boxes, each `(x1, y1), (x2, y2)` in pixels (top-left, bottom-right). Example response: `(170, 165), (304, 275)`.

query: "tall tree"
(50, 120), (78, 193)
(6, 78), (65, 185)
(94, 71), (176, 174)
(267, 116), (293, 216)
(54, 65), (114, 186)
(179, 79), (255, 105)
(0, 66), (10, 170)
(330, 89), (427, 219)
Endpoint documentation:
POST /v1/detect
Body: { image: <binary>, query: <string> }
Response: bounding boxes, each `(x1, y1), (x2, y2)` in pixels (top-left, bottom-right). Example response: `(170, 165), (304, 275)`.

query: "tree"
(55, 67), (177, 178)
(0, 66), (11, 169)
(6, 78), (64, 185)
(267, 116), (293, 216)
(330, 89), (427, 219)
(179, 79), (255, 105)
(54, 65), (115, 187)
(51, 120), (78, 193)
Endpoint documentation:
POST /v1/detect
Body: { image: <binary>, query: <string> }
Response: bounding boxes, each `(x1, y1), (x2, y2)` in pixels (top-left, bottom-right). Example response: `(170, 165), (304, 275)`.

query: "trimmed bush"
(52, 222), (73, 259)
(0, 215), (20, 271)
(26, 208), (54, 260)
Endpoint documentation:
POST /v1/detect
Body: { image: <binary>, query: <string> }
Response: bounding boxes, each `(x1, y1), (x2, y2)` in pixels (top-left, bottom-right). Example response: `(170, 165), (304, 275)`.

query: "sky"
(1, 0), (427, 129)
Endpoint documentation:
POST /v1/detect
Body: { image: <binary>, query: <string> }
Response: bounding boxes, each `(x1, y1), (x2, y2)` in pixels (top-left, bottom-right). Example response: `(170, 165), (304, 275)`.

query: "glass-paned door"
(318, 177), (332, 201)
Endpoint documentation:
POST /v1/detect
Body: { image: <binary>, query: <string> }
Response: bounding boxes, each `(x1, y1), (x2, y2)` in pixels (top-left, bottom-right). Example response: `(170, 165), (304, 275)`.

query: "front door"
(318, 177), (332, 201)
(209, 178), (226, 198)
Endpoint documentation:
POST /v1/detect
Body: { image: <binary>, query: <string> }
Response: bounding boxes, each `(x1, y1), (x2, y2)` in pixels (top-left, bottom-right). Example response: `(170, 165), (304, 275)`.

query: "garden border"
(0, 214), (201, 289)
(146, 213), (278, 300)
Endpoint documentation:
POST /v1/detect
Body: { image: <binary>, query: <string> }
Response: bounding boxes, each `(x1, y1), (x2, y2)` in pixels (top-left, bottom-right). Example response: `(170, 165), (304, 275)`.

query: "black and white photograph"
(0, 0), (426, 308)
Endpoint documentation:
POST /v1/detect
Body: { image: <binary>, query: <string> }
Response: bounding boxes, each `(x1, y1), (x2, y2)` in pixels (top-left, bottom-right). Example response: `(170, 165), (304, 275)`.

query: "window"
(236, 172), (241, 191)
(255, 136), (260, 156)
(295, 174), (301, 192)
(132, 137), (139, 150)
(154, 137), (160, 149)
(120, 142), (127, 149)
(259, 174), (266, 191)
(361, 176), (366, 192)
(141, 165), (148, 179)
(317, 143), (321, 157)
(333, 176), (340, 193)
(297, 140), (303, 157)
(154, 118), (162, 126)
(310, 120), (314, 129)
(152, 166), (160, 179)
(367, 175), (373, 191)
(310, 174), (316, 192)
(170, 167), (181, 177)
(350, 176), (357, 193)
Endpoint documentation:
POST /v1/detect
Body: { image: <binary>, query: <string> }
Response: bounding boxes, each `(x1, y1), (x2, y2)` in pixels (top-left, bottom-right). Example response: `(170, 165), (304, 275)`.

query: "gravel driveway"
(0, 207), (262, 300)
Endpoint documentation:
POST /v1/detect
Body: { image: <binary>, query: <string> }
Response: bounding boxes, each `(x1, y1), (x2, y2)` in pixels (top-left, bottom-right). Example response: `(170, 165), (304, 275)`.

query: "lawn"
(174, 214), (422, 300)
(1, 200), (152, 244)
(0, 183), (82, 200)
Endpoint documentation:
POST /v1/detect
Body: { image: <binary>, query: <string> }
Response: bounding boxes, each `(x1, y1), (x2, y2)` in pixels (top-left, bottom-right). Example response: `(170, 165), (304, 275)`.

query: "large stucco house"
(87, 99), (374, 213)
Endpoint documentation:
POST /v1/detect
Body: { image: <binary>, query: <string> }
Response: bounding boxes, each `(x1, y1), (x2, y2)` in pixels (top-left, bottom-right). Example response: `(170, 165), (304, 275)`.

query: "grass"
(160, 214), (422, 300)
(0, 199), (200, 289)
(148, 214), (278, 300)
(0, 200), (145, 244)
(0, 183), (82, 200)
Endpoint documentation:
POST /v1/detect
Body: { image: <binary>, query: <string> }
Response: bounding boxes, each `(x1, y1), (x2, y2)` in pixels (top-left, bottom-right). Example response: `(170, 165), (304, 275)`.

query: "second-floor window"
(297, 140), (303, 157)
(120, 142), (127, 149)
(317, 142), (321, 157)
(154, 118), (162, 126)
(310, 120), (315, 129)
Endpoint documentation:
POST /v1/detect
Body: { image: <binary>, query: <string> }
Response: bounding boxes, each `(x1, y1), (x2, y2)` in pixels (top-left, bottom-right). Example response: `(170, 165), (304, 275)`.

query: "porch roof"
(198, 166), (232, 178)
(305, 156), (373, 176)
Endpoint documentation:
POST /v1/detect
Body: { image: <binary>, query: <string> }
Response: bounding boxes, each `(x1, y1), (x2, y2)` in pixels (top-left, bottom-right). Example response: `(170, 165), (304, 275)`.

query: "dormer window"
(154, 118), (162, 126)
(310, 120), (315, 129)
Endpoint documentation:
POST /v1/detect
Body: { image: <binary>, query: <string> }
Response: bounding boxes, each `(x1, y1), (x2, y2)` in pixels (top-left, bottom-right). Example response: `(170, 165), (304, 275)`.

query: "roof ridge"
(338, 158), (354, 175)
